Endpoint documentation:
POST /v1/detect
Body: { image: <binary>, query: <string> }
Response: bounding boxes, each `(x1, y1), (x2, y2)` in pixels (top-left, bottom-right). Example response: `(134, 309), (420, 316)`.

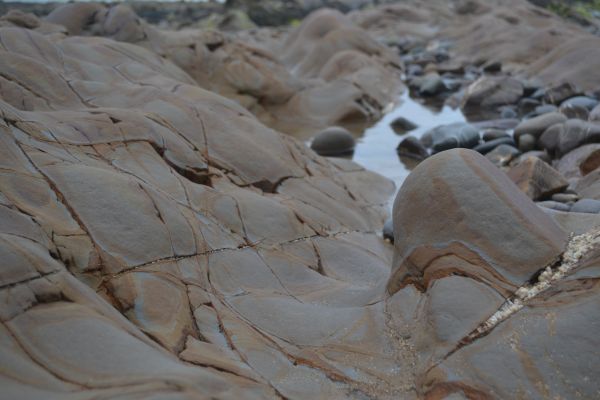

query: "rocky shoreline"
(1, 1), (600, 399)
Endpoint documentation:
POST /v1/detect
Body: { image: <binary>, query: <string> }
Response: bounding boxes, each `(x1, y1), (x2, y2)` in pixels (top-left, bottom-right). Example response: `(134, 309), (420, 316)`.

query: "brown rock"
(507, 157), (569, 200)
(389, 149), (566, 296)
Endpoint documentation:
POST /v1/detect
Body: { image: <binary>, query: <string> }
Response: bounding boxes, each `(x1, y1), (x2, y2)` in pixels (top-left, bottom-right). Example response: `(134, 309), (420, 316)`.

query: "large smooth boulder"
(389, 149), (567, 295)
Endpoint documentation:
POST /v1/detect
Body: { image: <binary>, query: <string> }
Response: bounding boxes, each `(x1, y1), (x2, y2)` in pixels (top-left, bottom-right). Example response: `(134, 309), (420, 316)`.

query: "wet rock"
(427, 122), (480, 153)
(571, 198), (600, 213)
(591, 103), (600, 121)
(390, 116), (418, 135)
(532, 104), (558, 116)
(517, 133), (536, 152)
(389, 149), (566, 295)
(461, 76), (524, 110)
(419, 73), (446, 96)
(310, 126), (355, 157)
(507, 157), (568, 200)
(472, 118), (520, 130)
(473, 137), (515, 154)
(397, 136), (429, 160)
(537, 200), (572, 211)
(513, 112), (567, 141)
(485, 144), (521, 167)
(482, 129), (509, 141)
(539, 119), (600, 157)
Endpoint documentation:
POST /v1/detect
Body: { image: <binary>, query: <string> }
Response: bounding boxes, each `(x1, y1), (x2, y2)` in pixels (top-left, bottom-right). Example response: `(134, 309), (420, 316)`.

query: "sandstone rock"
(555, 143), (600, 179)
(461, 76), (523, 110)
(389, 149), (566, 296)
(507, 157), (569, 200)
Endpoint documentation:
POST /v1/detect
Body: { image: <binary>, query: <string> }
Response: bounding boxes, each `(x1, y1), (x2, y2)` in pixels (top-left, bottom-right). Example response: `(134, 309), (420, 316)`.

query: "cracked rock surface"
(1, 1), (600, 400)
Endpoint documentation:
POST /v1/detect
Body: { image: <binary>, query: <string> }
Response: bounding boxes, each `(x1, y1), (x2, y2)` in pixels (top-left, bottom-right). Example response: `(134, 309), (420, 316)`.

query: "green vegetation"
(547, 0), (600, 21)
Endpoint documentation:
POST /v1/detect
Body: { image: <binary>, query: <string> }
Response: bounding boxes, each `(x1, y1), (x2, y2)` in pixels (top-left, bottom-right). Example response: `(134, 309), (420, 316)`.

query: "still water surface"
(352, 92), (466, 193)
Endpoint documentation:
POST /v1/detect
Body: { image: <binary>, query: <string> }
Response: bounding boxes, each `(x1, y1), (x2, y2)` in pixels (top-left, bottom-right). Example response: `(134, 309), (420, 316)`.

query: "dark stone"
(482, 61), (502, 73)
(518, 98), (541, 115)
(406, 64), (423, 77)
(397, 136), (429, 160)
(310, 126), (355, 157)
(540, 119), (600, 157)
(426, 123), (480, 153)
(518, 133), (536, 153)
(390, 117), (418, 135)
(514, 112), (567, 141)
(482, 129), (510, 141)
(473, 137), (516, 154)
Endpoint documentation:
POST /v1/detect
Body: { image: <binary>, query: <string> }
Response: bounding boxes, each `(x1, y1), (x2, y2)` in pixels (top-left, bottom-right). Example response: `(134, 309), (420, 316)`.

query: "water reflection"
(352, 91), (466, 193)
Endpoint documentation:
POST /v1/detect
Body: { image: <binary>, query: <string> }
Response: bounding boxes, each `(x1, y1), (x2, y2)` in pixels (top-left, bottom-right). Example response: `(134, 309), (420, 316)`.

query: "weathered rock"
(461, 76), (523, 110)
(507, 157), (569, 200)
(485, 144), (521, 167)
(390, 116), (418, 134)
(556, 144), (600, 179)
(559, 103), (589, 120)
(310, 126), (355, 156)
(539, 119), (600, 157)
(397, 136), (429, 160)
(389, 149), (566, 296)
(543, 81), (581, 104)
(513, 112), (567, 141)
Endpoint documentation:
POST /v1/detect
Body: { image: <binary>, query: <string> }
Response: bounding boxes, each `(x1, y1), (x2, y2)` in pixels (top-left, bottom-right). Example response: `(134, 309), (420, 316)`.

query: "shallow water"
(352, 92), (466, 194)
